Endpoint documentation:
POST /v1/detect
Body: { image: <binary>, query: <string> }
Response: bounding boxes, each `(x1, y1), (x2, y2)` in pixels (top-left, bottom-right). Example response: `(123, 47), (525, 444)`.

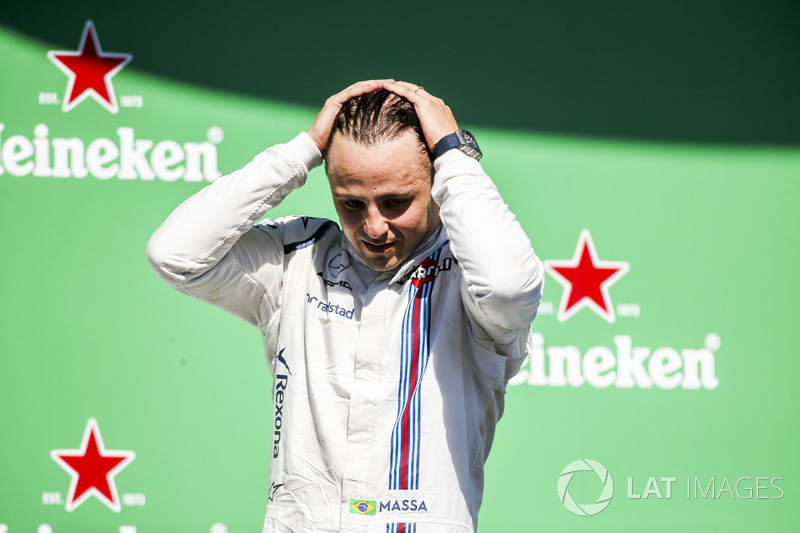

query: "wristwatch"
(433, 129), (482, 160)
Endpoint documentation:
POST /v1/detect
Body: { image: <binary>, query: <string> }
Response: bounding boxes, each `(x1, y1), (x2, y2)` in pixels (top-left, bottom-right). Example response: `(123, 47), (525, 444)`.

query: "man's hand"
(384, 81), (459, 152)
(307, 79), (394, 154)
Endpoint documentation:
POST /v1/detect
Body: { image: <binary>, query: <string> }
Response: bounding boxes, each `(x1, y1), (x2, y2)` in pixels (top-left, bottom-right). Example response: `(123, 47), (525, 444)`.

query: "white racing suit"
(147, 132), (544, 532)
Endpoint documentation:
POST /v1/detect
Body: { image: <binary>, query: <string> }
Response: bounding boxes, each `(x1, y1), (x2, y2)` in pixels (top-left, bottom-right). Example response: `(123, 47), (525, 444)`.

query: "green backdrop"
(1, 3), (798, 531)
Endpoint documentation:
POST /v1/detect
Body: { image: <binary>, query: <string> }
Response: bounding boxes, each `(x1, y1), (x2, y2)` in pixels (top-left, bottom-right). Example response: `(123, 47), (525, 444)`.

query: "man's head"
(325, 89), (440, 272)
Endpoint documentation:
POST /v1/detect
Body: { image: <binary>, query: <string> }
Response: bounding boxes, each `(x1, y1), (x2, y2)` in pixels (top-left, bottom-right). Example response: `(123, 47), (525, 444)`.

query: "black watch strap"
(433, 129), (482, 160)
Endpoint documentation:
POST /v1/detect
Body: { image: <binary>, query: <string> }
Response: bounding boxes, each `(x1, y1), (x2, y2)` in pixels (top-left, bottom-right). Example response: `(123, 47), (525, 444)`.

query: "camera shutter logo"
(557, 459), (614, 516)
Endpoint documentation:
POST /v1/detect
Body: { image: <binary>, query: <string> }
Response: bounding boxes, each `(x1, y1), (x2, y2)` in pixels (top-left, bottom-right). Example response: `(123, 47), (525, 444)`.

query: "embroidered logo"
(402, 256), (453, 286)
(350, 499), (377, 515)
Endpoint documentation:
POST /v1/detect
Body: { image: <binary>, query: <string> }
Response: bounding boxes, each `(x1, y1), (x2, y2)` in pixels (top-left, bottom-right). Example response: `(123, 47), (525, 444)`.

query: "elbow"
(145, 230), (188, 288)
(478, 257), (545, 331)
(145, 231), (168, 274)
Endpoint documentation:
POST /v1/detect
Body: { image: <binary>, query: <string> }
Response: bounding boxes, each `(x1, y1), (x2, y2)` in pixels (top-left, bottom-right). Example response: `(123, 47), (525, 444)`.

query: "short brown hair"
(327, 89), (432, 161)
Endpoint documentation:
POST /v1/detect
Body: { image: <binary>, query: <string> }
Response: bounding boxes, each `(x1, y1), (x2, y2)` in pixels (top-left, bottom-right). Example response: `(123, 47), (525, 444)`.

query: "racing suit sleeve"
(146, 133), (323, 327)
(431, 150), (544, 345)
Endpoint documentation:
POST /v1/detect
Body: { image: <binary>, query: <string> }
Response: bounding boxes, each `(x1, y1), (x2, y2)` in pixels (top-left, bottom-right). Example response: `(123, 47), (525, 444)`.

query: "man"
(147, 80), (543, 532)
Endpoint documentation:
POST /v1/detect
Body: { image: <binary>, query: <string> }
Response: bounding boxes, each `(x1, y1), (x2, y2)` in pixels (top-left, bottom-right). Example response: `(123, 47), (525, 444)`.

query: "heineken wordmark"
(0, 123), (221, 182)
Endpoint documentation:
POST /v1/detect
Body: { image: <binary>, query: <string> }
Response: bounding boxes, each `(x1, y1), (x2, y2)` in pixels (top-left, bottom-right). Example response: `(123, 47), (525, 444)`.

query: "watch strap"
(433, 132), (461, 159)
(433, 129), (482, 160)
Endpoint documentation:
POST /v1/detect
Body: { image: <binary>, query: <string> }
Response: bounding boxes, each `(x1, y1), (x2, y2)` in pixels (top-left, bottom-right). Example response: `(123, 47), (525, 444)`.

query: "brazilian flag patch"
(350, 499), (377, 515)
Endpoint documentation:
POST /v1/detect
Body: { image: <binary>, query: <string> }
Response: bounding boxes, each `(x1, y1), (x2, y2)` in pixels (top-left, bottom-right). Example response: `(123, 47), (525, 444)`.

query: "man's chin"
(362, 255), (399, 272)
(358, 248), (404, 273)
(350, 241), (396, 272)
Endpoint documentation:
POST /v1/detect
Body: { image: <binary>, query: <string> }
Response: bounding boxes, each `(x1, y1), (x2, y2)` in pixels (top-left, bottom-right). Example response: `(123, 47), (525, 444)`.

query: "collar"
(341, 223), (449, 285)
(390, 224), (448, 285)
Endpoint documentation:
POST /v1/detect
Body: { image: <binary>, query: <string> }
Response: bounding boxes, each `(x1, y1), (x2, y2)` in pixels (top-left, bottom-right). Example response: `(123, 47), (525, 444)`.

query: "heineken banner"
(1, 2), (798, 532)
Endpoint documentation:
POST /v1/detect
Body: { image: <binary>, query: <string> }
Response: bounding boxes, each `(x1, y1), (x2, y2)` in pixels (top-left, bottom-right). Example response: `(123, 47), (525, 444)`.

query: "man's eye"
(343, 200), (363, 210)
(386, 199), (408, 208)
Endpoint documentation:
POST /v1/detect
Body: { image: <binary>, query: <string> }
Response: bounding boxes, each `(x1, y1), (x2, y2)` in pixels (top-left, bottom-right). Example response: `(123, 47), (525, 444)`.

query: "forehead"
(326, 132), (432, 196)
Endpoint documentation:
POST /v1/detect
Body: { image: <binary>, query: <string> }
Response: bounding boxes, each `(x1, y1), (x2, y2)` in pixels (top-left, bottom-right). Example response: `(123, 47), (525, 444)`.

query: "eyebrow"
(332, 192), (413, 202)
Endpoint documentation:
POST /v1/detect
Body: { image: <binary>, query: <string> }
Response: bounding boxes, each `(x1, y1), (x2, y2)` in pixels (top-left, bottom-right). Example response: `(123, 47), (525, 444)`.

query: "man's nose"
(363, 205), (388, 239)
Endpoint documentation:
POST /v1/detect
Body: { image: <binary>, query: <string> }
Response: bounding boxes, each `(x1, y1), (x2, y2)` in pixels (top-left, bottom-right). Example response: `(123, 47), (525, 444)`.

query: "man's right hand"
(306, 79), (394, 154)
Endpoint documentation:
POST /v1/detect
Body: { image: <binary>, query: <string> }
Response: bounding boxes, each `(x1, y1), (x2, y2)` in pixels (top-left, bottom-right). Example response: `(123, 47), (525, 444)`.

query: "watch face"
(456, 129), (482, 159)
(457, 130), (475, 144)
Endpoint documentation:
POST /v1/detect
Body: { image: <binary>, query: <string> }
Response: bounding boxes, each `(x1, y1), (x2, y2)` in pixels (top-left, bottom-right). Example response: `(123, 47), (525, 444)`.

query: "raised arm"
(385, 81), (544, 338)
(146, 133), (322, 325)
(146, 80), (395, 325)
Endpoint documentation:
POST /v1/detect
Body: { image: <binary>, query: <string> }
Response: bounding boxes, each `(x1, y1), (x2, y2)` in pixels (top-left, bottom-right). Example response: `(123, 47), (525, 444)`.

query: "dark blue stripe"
(389, 246), (443, 492)
(386, 524), (415, 533)
(282, 220), (336, 254)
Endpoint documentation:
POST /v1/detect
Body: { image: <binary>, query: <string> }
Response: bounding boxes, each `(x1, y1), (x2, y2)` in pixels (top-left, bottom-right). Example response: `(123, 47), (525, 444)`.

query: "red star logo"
(544, 230), (629, 323)
(50, 418), (135, 512)
(47, 21), (132, 114)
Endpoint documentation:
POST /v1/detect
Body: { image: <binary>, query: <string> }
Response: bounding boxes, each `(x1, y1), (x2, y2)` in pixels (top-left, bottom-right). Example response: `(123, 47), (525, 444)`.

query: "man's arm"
(147, 80), (395, 326)
(146, 133), (322, 326)
(385, 81), (544, 341)
(432, 149), (543, 334)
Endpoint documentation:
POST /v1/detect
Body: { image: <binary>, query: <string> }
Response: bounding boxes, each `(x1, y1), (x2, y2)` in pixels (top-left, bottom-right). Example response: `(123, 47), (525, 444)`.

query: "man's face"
(326, 131), (440, 272)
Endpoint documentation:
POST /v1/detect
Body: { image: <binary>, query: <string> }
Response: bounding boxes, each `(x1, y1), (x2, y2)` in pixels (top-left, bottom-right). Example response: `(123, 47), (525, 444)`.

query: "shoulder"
(252, 216), (341, 254)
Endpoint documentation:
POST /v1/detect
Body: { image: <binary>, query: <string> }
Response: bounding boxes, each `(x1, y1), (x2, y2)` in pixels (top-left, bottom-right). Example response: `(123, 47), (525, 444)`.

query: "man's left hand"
(384, 81), (459, 153)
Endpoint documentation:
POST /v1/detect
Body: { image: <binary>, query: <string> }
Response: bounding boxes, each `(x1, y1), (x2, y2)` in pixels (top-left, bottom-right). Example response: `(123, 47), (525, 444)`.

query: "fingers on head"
(391, 80), (416, 93)
(340, 79), (390, 100)
(393, 81), (435, 100)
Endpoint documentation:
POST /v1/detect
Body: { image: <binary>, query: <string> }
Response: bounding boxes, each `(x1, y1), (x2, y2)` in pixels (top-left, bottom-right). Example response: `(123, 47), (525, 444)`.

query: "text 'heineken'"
(0, 123), (221, 182)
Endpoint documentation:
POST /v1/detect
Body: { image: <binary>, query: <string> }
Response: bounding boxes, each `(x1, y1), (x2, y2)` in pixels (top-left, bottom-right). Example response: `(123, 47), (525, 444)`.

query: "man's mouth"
(363, 241), (395, 254)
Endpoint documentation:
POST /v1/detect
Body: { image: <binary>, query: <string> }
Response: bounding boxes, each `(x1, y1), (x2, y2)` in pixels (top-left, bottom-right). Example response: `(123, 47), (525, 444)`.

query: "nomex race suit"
(147, 132), (543, 532)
